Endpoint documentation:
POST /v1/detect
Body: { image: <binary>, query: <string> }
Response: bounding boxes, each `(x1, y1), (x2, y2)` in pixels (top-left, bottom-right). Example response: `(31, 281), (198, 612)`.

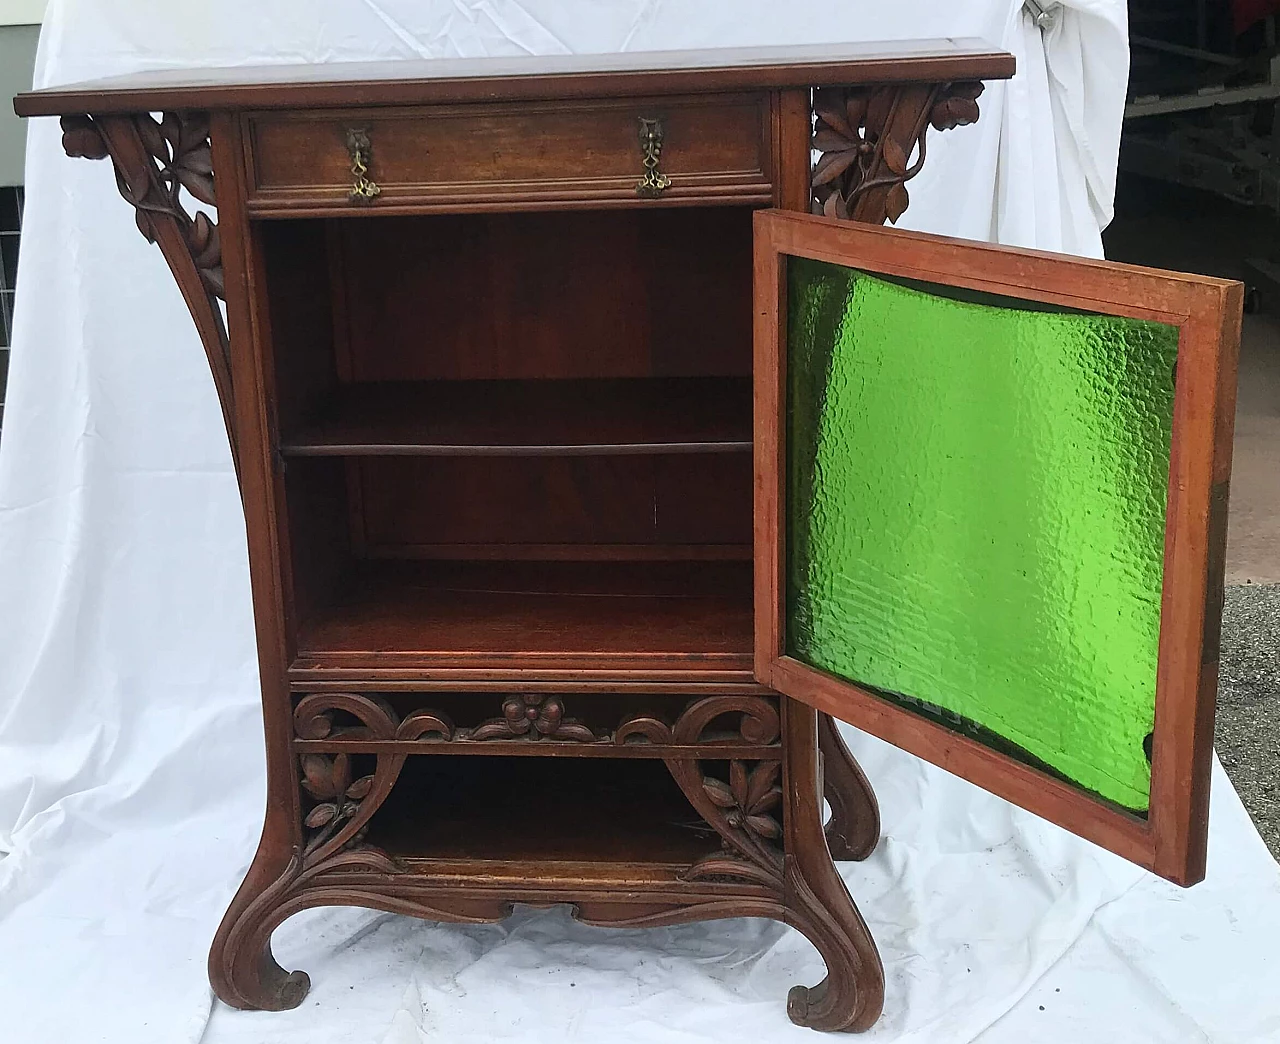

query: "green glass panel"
(786, 258), (1180, 811)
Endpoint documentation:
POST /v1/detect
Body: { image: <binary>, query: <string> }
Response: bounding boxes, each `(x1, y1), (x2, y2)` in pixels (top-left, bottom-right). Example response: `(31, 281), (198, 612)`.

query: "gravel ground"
(1215, 583), (1280, 859)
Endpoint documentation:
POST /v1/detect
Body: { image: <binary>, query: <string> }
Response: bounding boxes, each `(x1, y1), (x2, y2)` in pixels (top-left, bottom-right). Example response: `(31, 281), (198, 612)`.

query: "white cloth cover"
(1, 2), (1278, 1042)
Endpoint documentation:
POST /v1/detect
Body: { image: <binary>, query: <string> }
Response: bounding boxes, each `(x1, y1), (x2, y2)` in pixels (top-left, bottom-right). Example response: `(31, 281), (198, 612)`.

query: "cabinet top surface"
(15, 38), (1013, 116)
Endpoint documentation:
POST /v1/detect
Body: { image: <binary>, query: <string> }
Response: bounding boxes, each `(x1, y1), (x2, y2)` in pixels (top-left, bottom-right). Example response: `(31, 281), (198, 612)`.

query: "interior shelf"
(365, 756), (715, 867)
(293, 559), (754, 670)
(280, 377), (753, 457)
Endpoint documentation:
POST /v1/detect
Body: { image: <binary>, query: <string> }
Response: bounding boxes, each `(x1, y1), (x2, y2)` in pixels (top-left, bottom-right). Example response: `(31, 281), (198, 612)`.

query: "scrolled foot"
(209, 851), (312, 1011)
(245, 958), (310, 1012)
(783, 884), (884, 1033)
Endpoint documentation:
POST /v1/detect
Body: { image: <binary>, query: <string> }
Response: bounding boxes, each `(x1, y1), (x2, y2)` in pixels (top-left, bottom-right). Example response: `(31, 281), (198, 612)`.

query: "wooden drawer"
(243, 94), (774, 213)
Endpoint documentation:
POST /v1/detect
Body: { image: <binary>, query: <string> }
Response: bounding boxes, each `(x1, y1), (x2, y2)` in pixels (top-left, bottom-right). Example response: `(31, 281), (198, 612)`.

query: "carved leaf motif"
(135, 208), (157, 244)
(331, 753), (351, 795)
(684, 854), (783, 888)
(189, 212), (219, 264)
(345, 775), (375, 800)
(179, 142), (214, 175)
(885, 182), (910, 224)
(812, 126), (854, 152)
(881, 136), (909, 176)
(136, 114), (170, 164)
(304, 803), (338, 828)
(300, 755), (332, 799)
(845, 92), (869, 132)
(745, 762), (781, 814)
(179, 113), (211, 153)
(813, 87), (856, 139)
(865, 87), (896, 136)
(179, 166), (216, 207)
(300, 753), (350, 800)
(702, 777), (737, 809)
(161, 112), (182, 154)
(60, 115), (109, 160)
(930, 82), (984, 131)
(730, 761), (749, 809)
(745, 813), (782, 839)
(822, 190), (849, 221)
(812, 149), (860, 188)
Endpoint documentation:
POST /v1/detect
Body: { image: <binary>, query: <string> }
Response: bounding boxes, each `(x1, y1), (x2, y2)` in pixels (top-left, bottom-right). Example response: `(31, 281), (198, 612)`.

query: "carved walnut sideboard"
(16, 40), (1241, 1033)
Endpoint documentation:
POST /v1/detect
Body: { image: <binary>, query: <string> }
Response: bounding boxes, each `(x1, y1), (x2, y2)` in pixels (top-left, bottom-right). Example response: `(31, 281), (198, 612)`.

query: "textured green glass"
(786, 258), (1180, 811)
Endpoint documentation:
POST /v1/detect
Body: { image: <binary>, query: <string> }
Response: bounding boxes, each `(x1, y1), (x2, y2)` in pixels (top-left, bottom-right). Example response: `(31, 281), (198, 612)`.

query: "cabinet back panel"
(337, 207), (753, 381)
(357, 454), (752, 556)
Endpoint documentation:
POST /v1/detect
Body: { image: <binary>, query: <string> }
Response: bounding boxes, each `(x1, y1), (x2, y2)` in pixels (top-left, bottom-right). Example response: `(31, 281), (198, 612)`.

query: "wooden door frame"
(753, 209), (1242, 886)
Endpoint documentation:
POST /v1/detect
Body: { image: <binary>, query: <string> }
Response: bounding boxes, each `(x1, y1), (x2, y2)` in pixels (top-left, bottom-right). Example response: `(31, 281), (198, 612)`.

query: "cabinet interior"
(364, 755), (714, 870)
(259, 207), (757, 671)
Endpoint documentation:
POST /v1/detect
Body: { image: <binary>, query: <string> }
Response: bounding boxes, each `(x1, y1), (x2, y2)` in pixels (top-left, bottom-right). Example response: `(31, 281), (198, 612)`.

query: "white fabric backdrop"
(1, 2), (1277, 1042)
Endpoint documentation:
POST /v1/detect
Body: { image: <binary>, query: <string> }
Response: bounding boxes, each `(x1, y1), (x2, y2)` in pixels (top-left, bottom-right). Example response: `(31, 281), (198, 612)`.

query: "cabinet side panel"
(210, 111), (302, 843)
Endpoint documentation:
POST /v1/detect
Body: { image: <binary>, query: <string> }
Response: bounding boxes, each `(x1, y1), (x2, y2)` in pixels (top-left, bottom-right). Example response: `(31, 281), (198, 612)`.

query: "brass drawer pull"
(346, 128), (381, 203)
(635, 117), (671, 197)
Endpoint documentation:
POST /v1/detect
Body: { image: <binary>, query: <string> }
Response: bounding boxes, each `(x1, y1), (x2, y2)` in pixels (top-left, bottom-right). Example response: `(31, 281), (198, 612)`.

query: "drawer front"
(244, 94), (773, 212)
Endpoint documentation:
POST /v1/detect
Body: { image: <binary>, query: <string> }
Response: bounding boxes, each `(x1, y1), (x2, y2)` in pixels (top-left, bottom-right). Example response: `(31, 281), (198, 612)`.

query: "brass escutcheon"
(345, 127), (381, 203)
(635, 117), (672, 198)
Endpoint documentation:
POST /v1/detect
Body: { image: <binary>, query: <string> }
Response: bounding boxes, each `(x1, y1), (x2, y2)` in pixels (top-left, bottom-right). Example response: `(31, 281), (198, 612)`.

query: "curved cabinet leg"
(784, 702), (884, 1032)
(208, 846), (311, 1011)
(818, 712), (881, 862)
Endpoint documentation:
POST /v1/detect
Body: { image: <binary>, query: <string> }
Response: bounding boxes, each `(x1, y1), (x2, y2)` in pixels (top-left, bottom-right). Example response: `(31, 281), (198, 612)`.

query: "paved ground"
(1217, 584), (1280, 858)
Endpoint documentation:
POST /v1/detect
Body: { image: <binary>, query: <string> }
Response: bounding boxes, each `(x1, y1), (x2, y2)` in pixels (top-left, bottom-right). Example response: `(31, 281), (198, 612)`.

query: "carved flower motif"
(300, 753), (375, 841)
(470, 695), (598, 742)
(702, 761), (782, 841)
(60, 114), (108, 160)
(506, 694), (562, 737)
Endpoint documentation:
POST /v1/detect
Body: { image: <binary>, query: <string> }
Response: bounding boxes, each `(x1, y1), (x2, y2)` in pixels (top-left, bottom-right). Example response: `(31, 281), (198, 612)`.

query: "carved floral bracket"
(811, 80), (983, 223)
(60, 112), (238, 476)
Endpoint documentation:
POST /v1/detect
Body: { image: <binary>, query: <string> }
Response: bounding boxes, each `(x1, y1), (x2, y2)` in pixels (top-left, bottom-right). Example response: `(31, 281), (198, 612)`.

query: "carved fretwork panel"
(289, 691), (787, 889)
(60, 112), (238, 477)
(811, 81), (983, 224)
(292, 691), (782, 753)
(676, 758), (784, 888)
(470, 694), (600, 742)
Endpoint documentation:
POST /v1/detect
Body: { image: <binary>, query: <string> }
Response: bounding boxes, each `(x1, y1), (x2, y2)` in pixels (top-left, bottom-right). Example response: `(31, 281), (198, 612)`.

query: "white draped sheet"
(1, 2), (1277, 1042)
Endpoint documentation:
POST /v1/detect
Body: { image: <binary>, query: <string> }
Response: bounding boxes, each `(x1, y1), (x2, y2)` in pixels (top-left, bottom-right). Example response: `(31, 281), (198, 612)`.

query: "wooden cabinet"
(15, 39), (1240, 1033)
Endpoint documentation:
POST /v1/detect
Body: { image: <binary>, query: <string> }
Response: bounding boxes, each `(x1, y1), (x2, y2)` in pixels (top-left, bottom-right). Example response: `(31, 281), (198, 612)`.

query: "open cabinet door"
(753, 210), (1242, 887)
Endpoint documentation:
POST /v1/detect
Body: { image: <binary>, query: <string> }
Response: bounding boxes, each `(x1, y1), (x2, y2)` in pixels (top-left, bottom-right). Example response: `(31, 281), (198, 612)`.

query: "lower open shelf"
(364, 756), (715, 868)
(293, 559), (754, 673)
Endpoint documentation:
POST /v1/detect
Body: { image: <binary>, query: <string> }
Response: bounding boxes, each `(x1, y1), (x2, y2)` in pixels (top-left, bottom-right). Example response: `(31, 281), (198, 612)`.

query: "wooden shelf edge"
(287, 675), (770, 693)
(279, 376), (753, 459)
(321, 863), (783, 897)
(292, 737), (782, 759)
(289, 654), (758, 675)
